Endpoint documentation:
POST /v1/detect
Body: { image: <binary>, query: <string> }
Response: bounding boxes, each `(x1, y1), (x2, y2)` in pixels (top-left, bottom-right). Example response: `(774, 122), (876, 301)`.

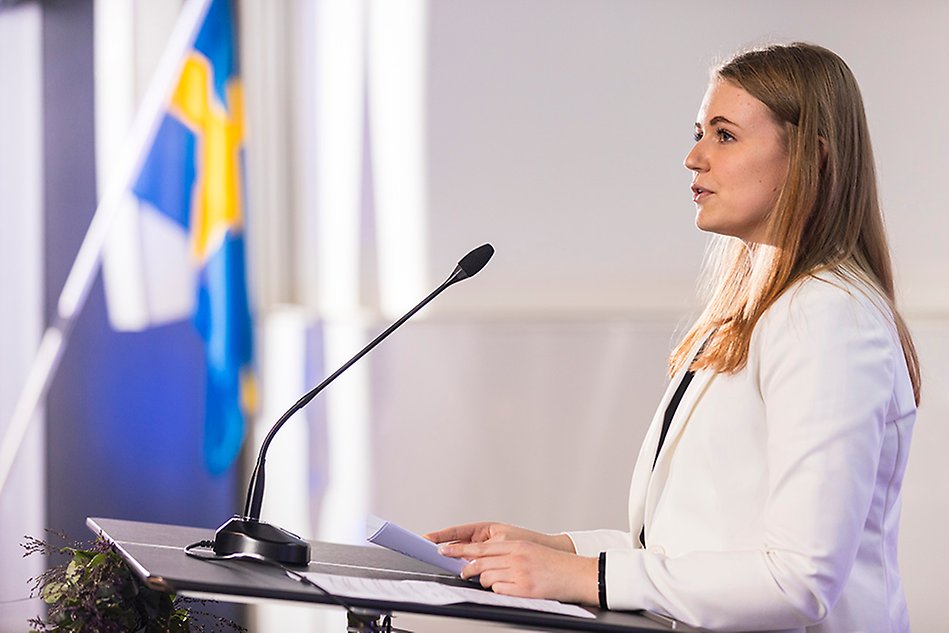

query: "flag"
(102, 0), (254, 474)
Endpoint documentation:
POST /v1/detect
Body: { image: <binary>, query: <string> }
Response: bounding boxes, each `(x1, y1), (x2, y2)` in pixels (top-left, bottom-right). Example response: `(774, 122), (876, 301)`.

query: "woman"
(427, 42), (920, 632)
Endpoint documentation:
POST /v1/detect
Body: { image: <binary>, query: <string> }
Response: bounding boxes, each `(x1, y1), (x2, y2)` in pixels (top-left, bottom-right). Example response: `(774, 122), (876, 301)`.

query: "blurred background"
(1, 0), (946, 631)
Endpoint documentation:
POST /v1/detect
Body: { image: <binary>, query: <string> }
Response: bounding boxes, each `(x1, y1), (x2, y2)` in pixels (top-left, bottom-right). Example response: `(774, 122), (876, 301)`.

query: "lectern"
(87, 517), (690, 632)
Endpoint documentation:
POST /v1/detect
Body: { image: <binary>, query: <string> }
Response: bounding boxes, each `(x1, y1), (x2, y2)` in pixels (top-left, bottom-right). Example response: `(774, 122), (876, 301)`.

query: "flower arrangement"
(23, 533), (244, 633)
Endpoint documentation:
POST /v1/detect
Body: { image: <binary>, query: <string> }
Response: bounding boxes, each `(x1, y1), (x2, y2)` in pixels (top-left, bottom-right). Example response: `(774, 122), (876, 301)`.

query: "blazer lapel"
(629, 332), (713, 545)
(627, 395), (675, 545)
(643, 368), (715, 527)
(652, 368), (715, 470)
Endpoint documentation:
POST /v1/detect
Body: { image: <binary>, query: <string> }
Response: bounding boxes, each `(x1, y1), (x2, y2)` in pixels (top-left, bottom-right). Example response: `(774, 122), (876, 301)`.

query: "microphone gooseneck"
(213, 244), (494, 566)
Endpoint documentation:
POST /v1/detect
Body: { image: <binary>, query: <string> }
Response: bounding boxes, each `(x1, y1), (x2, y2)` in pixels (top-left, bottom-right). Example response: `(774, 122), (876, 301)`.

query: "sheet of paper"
(366, 516), (467, 576)
(300, 572), (595, 620)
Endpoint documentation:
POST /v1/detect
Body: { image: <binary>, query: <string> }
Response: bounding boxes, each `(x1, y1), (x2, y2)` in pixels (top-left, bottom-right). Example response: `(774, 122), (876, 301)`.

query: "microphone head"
(457, 243), (495, 279)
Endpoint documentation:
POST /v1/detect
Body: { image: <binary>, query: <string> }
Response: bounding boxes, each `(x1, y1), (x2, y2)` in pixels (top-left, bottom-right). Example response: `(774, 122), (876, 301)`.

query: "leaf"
(65, 559), (83, 582)
(40, 581), (63, 604)
(70, 548), (95, 563)
(89, 551), (109, 568)
(169, 615), (191, 633)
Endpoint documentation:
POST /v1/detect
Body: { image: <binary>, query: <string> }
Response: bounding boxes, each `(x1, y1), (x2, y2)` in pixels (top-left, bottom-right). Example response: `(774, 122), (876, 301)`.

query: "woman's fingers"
(439, 539), (509, 559)
(474, 566), (510, 590)
(426, 522), (560, 551)
(422, 527), (458, 543)
(424, 522), (495, 544)
(460, 545), (515, 582)
(448, 540), (599, 604)
(486, 581), (519, 597)
(459, 543), (546, 597)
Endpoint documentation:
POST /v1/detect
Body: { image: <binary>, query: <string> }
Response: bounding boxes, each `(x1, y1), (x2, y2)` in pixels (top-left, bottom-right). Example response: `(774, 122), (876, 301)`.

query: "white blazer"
(567, 271), (916, 633)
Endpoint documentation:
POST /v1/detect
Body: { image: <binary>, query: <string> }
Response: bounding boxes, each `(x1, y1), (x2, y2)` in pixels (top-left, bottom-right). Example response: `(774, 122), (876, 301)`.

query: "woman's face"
(684, 78), (789, 243)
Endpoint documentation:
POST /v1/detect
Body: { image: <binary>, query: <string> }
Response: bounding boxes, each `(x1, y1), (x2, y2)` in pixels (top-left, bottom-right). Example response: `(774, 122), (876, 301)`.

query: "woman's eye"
(693, 130), (703, 142)
(716, 128), (735, 142)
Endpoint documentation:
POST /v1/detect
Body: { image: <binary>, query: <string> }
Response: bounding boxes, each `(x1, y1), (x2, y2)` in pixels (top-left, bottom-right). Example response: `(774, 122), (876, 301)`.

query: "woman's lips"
(691, 185), (713, 203)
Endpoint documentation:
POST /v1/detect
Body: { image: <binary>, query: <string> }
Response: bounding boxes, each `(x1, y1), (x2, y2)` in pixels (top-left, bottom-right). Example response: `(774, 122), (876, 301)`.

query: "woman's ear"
(818, 136), (829, 167)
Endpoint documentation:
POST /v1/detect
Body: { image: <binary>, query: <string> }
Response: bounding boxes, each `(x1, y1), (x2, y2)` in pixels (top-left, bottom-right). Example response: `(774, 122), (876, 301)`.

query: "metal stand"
(347, 609), (399, 633)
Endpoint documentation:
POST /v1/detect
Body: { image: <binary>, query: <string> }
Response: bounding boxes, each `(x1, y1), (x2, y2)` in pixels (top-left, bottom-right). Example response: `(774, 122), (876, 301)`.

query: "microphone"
(212, 243), (495, 565)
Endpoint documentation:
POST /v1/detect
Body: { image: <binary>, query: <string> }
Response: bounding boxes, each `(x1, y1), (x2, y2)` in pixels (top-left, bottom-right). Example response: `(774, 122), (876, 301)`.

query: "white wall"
(0, 4), (45, 631)
(416, 0), (949, 317)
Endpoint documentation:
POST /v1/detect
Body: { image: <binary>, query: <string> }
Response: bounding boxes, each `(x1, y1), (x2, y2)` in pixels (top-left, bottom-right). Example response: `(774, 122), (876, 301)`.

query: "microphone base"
(213, 516), (311, 567)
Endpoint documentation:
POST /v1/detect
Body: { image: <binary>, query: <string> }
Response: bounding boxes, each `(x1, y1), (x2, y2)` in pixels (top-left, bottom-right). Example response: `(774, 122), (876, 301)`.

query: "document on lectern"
(366, 516), (467, 576)
(301, 572), (596, 619)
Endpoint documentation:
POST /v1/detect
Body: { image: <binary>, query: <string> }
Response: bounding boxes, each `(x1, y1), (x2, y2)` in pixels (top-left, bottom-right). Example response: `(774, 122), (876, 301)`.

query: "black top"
(639, 368), (696, 547)
(652, 369), (696, 469)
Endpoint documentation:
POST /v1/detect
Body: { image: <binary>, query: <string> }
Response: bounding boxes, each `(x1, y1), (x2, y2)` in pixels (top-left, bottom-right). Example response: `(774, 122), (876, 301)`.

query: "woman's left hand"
(438, 539), (598, 605)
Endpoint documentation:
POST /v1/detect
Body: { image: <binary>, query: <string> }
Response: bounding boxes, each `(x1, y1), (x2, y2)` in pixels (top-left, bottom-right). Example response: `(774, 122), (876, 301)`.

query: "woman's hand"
(423, 522), (576, 553)
(437, 539), (598, 605)
(425, 523), (595, 604)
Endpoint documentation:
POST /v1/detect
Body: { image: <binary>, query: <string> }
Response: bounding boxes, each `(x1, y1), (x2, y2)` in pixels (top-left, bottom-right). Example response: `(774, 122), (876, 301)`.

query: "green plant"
(23, 532), (244, 633)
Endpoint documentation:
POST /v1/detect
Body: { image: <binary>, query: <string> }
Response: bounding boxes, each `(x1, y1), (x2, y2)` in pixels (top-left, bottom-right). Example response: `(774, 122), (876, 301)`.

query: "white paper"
(366, 516), (467, 576)
(300, 572), (595, 620)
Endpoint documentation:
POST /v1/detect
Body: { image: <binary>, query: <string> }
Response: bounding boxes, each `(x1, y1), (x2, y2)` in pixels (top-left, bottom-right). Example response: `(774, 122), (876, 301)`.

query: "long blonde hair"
(670, 42), (921, 405)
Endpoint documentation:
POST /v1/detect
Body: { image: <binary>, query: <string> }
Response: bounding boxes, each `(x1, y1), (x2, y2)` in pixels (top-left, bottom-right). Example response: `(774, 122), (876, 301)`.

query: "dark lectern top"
(87, 517), (688, 633)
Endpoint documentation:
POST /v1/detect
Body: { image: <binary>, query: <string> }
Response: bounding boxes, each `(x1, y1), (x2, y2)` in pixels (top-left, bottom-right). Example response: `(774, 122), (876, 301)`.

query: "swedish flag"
(129, 0), (254, 474)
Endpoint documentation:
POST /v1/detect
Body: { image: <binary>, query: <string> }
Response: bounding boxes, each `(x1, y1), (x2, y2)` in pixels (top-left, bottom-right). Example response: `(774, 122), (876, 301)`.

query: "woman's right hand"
(423, 522), (576, 554)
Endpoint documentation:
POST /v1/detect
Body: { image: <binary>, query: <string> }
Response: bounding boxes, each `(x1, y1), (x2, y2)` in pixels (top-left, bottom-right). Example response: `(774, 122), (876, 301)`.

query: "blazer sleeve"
(601, 281), (902, 630)
(564, 528), (634, 555)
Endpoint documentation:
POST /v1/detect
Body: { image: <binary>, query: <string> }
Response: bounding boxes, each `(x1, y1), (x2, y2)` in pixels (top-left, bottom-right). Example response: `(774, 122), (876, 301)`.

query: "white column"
(249, 307), (318, 632)
(238, 1), (320, 629)
(298, 3), (373, 629)
(239, 0), (295, 309)
(312, 0), (367, 316)
(366, 0), (430, 317)
(0, 4), (45, 629)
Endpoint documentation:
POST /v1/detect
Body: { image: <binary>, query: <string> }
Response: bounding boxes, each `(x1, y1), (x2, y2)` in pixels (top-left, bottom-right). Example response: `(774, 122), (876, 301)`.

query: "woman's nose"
(684, 142), (706, 172)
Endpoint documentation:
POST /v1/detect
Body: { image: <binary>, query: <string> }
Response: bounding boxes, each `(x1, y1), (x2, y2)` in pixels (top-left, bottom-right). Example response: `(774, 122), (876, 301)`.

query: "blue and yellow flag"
(121, 0), (254, 474)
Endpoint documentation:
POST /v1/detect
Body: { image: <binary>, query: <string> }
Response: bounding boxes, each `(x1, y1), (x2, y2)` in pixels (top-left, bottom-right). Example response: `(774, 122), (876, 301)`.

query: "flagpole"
(0, 0), (214, 496)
